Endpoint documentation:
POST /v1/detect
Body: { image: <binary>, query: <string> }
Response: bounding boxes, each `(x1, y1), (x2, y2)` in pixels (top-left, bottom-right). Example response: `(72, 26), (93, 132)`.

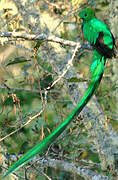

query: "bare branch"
(46, 43), (80, 91)
(0, 105), (44, 142)
(35, 158), (110, 180)
(0, 32), (92, 50)
(0, 85), (61, 94)
(0, 32), (79, 46)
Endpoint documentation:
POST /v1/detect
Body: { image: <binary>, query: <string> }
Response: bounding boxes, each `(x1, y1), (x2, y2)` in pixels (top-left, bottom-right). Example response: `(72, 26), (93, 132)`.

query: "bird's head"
(79, 8), (95, 21)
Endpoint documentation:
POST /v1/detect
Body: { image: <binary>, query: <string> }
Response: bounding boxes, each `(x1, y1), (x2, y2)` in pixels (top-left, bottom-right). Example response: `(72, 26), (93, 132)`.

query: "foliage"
(0, 0), (117, 179)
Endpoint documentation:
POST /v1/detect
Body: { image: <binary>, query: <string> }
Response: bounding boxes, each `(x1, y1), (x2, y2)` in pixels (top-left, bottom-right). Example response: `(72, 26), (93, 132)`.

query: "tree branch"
(35, 158), (110, 180)
(0, 32), (92, 50)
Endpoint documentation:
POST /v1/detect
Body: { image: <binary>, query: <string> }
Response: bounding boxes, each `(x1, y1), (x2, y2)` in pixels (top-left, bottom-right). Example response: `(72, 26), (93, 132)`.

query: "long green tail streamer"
(4, 52), (106, 177)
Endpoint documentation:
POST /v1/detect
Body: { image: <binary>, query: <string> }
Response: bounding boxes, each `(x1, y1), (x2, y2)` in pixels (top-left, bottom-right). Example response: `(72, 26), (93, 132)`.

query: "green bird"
(79, 8), (115, 59)
(4, 8), (115, 177)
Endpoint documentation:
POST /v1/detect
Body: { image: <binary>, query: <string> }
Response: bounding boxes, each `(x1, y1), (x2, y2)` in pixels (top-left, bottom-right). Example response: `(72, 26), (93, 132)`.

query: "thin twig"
(0, 108), (44, 142)
(0, 85), (61, 94)
(32, 164), (52, 180)
(52, 8), (80, 33)
(1, 165), (25, 179)
(46, 43), (80, 91)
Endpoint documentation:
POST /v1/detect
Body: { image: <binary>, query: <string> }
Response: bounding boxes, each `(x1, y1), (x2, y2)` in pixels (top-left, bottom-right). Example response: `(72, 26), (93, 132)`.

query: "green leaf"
(6, 56), (31, 66)
(34, 40), (43, 50)
(68, 77), (88, 83)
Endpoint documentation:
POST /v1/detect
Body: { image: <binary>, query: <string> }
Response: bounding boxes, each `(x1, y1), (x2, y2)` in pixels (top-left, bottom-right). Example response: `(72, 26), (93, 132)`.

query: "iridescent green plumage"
(4, 55), (105, 177)
(79, 8), (115, 58)
(4, 8), (115, 177)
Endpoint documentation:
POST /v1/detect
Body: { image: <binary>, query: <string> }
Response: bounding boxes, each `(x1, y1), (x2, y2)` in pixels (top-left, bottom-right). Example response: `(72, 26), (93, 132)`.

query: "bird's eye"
(84, 13), (87, 16)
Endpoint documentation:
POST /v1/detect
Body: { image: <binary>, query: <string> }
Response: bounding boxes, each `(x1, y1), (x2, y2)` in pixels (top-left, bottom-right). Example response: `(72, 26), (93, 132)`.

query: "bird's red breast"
(81, 25), (85, 41)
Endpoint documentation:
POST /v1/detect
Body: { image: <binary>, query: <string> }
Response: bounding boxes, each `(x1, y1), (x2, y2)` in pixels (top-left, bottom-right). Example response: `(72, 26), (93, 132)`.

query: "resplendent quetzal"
(4, 8), (115, 177)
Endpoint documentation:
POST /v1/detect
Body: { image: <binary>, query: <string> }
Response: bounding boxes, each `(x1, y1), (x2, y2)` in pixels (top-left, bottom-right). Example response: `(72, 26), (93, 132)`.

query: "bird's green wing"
(83, 18), (113, 49)
(83, 21), (99, 44)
